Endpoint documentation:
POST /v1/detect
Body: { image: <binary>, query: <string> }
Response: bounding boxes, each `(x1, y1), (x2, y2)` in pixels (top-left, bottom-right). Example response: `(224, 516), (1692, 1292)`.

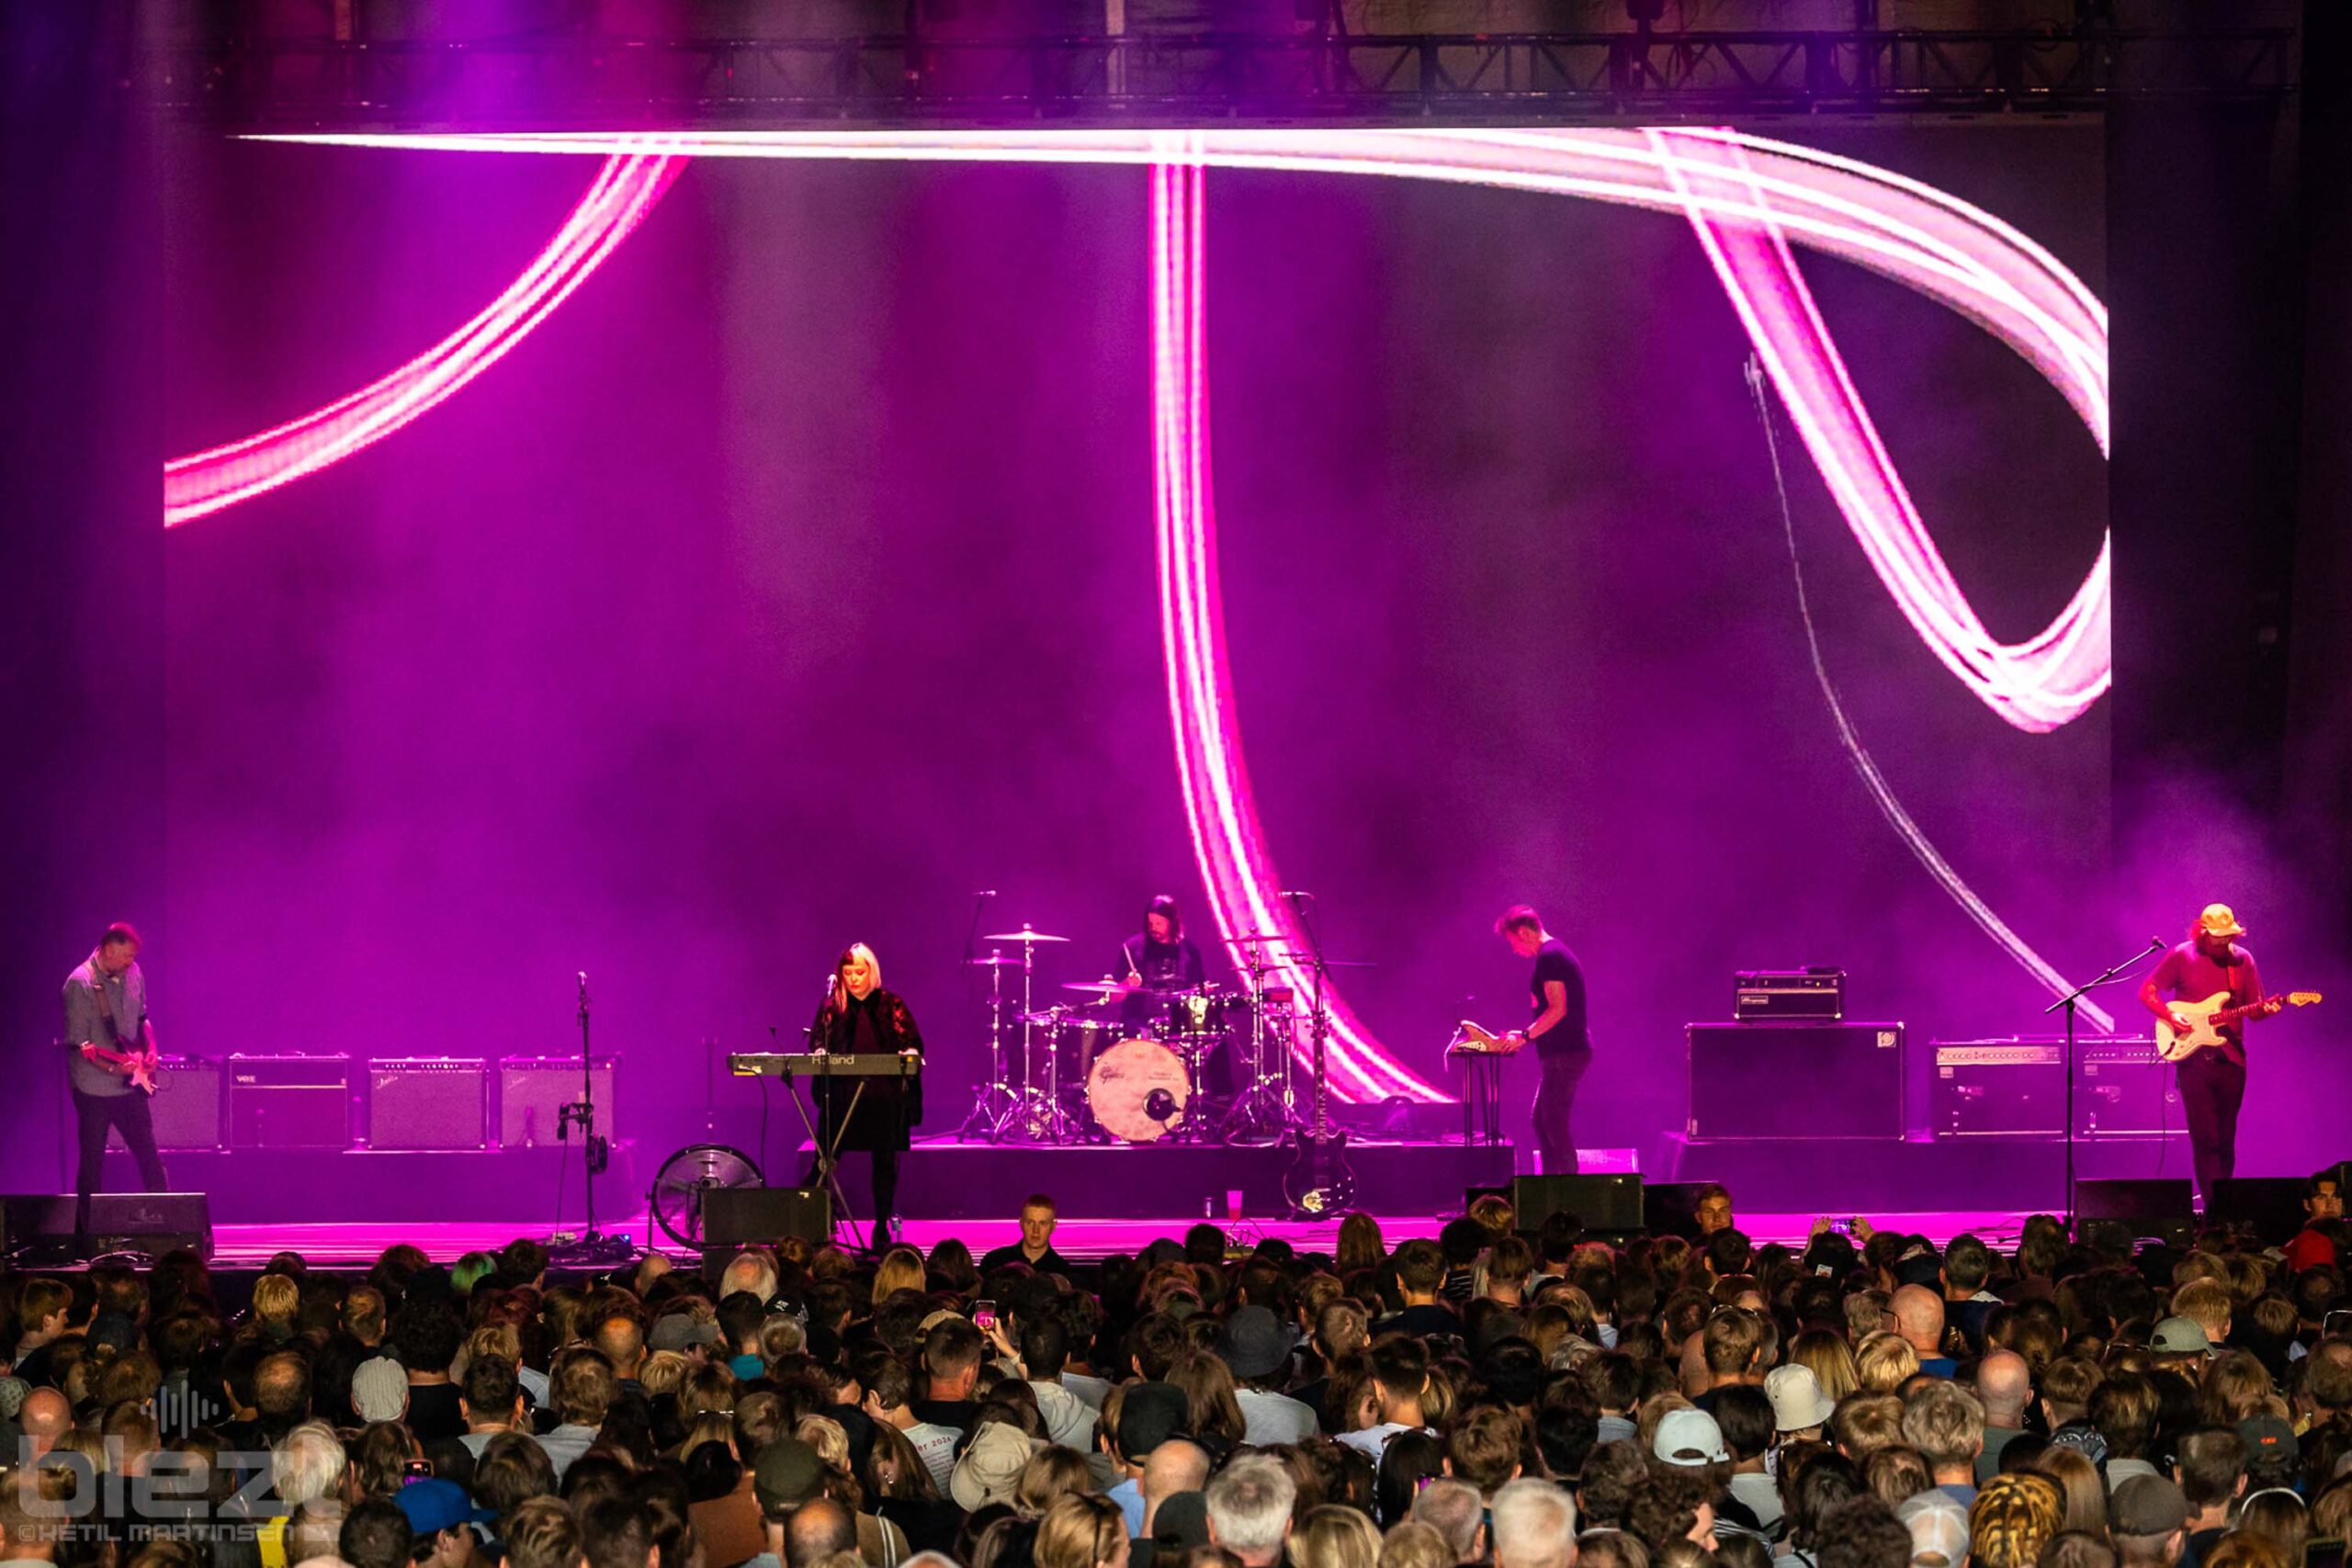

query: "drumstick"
(1122, 942), (1136, 977)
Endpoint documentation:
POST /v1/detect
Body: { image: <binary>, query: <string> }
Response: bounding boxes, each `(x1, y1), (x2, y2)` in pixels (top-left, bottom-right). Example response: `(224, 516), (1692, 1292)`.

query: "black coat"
(806, 988), (924, 1151)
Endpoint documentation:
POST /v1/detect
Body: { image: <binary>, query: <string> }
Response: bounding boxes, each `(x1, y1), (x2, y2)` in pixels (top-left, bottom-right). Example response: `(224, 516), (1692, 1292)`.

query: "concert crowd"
(4, 1178), (2352, 1568)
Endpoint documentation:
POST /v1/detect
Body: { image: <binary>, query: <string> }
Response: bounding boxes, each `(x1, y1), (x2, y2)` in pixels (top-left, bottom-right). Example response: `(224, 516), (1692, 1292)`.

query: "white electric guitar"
(2154, 989), (2322, 1065)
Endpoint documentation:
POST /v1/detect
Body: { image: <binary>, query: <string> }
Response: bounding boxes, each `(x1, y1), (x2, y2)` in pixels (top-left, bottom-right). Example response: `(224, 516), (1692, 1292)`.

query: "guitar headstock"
(2285, 990), (2323, 1006)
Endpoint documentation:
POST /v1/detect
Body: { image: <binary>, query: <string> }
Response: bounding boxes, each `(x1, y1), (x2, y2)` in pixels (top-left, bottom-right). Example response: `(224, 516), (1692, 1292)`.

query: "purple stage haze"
(29, 117), (2320, 1213)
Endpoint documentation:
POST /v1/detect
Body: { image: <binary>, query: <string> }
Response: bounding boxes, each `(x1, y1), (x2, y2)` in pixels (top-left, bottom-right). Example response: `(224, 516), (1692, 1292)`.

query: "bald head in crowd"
(19, 1389), (70, 1459)
(1140, 1438), (1211, 1534)
(1977, 1349), (2031, 1424)
(1891, 1286), (1947, 1356)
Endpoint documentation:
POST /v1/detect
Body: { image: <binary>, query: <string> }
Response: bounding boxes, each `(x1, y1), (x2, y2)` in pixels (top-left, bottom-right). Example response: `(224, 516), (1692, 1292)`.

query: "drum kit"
(956, 923), (1315, 1146)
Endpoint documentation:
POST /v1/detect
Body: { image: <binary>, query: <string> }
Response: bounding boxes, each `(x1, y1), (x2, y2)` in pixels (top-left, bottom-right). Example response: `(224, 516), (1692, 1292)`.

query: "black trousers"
(74, 1086), (168, 1239)
(2176, 1050), (2246, 1202)
(1531, 1047), (1592, 1176)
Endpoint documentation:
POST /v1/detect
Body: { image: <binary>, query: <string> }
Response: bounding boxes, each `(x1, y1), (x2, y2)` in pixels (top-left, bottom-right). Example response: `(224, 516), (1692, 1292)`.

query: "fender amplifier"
(1932, 1041), (2064, 1135)
(149, 1055), (224, 1151)
(1688, 1022), (1903, 1139)
(228, 1055), (352, 1149)
(500, 1057), (617, 1149)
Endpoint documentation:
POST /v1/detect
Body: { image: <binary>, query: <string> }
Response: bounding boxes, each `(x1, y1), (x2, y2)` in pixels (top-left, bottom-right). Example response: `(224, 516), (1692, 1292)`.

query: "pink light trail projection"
(199, 128), (2118, 1091)
(163, 148), (678, 527)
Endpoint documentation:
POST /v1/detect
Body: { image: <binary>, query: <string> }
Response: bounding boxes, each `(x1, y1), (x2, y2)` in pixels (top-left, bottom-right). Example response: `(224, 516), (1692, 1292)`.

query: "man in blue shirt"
(61, 922), (170, 1253)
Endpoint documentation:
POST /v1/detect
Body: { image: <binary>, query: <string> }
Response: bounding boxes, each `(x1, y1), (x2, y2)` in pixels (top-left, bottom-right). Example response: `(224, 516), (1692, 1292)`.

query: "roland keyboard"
(728, 1052), (921, 1078)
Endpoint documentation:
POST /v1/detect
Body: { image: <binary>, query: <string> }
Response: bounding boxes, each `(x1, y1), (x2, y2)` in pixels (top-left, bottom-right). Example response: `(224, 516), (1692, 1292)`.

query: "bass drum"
(1086, 1038), (1193, 1144)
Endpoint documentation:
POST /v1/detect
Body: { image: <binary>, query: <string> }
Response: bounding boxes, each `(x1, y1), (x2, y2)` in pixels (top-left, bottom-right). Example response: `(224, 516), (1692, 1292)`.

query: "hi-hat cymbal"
(1061, 980), (1127, 997)
(984, 928), (1070, 943)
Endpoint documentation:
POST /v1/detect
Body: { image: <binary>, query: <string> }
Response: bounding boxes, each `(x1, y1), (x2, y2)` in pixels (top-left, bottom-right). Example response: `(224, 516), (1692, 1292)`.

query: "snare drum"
(1086, 1038), (1192, 1143)
(1161, 987), (1237, 1041)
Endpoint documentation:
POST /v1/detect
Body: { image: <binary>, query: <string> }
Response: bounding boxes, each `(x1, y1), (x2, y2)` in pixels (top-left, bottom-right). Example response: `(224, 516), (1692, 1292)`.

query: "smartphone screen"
(2305, 1539), (2348, 1568)
(974, 1300), (998, 1333)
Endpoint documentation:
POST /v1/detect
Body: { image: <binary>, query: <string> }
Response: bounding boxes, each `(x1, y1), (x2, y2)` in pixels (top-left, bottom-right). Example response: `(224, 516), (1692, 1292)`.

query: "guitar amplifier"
(368, 1058), (488, 1150)
(1688, 1022), (1903, 1139)
(1733, 968), (1845, 1021)
(499, 1057), (617, 1149)
(149, 1055), (224, 1151)
(228, 1055), (353, 1149)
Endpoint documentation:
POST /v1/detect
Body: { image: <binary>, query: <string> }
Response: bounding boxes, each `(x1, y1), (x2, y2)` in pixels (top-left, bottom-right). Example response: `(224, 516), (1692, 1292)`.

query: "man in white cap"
(1766, 1364), (1834, 1445)
(2140, 902), (2285, 1204)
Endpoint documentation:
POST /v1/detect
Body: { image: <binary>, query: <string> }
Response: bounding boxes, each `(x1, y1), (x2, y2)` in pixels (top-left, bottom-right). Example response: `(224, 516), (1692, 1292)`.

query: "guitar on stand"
(2155, 990), (2322, 1066)
(1281, 895), (1357, 1218)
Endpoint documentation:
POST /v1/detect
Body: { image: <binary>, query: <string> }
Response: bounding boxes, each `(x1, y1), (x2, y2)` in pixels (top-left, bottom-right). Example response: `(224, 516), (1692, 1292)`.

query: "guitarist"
(2139, 903), (2273, 1205)
(62, 921), (170, 1252)
(1494, 906), (1594, 1176)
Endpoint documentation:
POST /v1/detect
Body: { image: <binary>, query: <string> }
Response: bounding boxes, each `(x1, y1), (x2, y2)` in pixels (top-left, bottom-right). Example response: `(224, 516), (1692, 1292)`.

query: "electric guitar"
(2154, 990), (2322, 1065)
(83, 1043), (162, 1095)
(1283, 1017), (1357, 1219)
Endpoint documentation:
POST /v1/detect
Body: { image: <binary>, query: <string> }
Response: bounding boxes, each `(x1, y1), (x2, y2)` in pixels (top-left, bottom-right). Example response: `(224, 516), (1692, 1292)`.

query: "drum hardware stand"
(1003, 930), (1079, 1145)
(549, 972), (636, 1268)
(1222, 948), (1296, 1144)
(957, 944), (1021, 1142)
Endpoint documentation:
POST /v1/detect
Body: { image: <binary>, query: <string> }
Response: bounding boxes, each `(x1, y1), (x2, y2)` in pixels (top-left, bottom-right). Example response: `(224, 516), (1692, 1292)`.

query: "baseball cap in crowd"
(1216, 1307), (1291, 1382)
(1152, 1492), (1210, 1551)
(2150, 1317), (2211, 1355)
(1652, 1407), (1730, 1467)
(1897, 1493), (1970, 1568)
(650, 1314), (720, 1352)
(2239, 1416), (2299, 1468)
(351, 1358), (410, 1423)
(393, 1478), (492, 1538)
(1894, 1255), (1945, 1291)
(1117, 1382), (1191, 1460)
(752, 1438), (825, 1516)
(1764, 1365), (1836, 1432)
(2110, 1473), (2190, 1536)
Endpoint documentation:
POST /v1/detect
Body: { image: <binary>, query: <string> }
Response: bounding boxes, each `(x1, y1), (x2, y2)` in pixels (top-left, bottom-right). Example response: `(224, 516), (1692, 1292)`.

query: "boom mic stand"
(550, 972), (635, 1268)
(2043, 937), (2165, 1235)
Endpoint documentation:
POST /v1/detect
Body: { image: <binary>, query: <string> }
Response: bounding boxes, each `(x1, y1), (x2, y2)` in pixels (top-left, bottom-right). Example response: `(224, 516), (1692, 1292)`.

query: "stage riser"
(890, 1141), (1514, 1222)
(103, 1147), (637, 1225)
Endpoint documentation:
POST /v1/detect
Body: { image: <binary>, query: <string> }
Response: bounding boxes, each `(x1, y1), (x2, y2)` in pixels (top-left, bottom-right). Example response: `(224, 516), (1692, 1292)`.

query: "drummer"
(1114, 894), (1207, 1032)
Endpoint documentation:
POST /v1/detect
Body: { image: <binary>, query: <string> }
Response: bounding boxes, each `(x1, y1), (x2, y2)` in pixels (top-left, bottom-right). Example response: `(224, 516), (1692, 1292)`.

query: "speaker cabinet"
(2208, 1178), (2311, 1246)
(1510, 1174), (1645, 1234)
(700, 1186), (832, 1259)
(368, 1059), (488, 1150)
(500, 1057), (616, 1149)
(149, 1056), (223, 1152)
(228, 1055), (351, 1149)
(2075, 1179), (2195, 1246)
(1689, 1022), (1905, 1140)
(4, 1192), (213, 1258)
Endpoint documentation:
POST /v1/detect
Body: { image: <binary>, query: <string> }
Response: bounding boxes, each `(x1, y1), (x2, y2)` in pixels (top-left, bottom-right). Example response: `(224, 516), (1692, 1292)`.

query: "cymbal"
(984, 929), (1069, 944)
(1061, 980), (1127, 997)
(1226, 932), (1292, 946)
(967, 955), (1024, 967)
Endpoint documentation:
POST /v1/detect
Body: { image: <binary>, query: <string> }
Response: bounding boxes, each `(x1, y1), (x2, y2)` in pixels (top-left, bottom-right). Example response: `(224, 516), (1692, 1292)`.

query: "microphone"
(2150, 936), (2165, 950)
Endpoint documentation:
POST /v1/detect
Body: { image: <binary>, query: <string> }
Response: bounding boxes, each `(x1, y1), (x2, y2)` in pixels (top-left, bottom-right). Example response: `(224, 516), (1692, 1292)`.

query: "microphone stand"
(2043, 938), (2165, 1235)
(550, 972), (635, 1269)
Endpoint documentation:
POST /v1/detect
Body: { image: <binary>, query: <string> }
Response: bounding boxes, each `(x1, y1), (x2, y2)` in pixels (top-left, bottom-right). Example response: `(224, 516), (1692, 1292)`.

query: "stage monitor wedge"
(3, 1193), (213, 1260)
(1510, 1174), (1644, 1235)
(701, 1186), (831, 1255)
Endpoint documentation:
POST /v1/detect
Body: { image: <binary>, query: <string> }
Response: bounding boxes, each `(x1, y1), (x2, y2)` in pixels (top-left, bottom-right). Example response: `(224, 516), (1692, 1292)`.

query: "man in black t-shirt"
(1495, 905), (1593, 1175)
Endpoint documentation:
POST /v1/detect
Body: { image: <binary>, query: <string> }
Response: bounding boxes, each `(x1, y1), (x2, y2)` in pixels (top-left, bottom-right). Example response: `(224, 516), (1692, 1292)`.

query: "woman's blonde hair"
(1291, 1504), (1382, 1568)
(1032, 1494), (1126, 1568)
(251, 1275), (300, 1325)
(873, 1247), (927, 1308)
(1789, 1330), (1860, 1403)
(1013, 1445), (1095, 1517)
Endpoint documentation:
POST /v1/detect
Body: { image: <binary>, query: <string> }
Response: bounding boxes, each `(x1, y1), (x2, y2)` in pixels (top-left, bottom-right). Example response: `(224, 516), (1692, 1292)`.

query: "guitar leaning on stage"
(82, 1043), (162, 1095)
(1283, 1016), (1358, 1219)
(2154, 990), (2323, 1066)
